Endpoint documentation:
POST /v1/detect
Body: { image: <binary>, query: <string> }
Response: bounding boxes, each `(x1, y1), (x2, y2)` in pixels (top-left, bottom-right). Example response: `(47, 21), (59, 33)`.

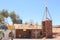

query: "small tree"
(0, 10), (8, 30)
(10, 11), (20, 24)
(9, 11), (16, 19)
(0, 15), (4, 23)
(1, 9), (9, 18)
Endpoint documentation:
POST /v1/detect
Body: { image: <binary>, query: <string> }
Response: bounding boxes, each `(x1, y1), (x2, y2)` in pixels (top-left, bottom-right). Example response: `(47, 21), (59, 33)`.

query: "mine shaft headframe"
(42, 0), (52, 21)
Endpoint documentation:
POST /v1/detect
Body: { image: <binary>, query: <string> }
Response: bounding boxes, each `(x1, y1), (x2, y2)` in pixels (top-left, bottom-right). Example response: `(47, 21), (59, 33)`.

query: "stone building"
(14, 24), (42, 39)
(7, 24), (60, 39)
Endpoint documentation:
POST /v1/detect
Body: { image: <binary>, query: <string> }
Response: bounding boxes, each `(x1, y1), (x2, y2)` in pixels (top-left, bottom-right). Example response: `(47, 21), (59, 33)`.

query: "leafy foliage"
(0, 31), (3, 34)
(0, 15), (4, 22)
(1, 9), (9, 18)
(10, 11), (20, 24)
(9, 11), (16, 18)
(0, 9), (21, 24)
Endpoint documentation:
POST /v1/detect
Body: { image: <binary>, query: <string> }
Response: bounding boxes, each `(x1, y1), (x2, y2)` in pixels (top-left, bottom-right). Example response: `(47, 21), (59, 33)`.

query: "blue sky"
(0, 0), (60, 25)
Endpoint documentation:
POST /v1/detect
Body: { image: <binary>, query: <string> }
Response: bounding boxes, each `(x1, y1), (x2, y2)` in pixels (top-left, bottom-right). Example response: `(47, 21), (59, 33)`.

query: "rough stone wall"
(16, 29), (31, 38)
(31, 29), (42, 38)
(42, 21), (46, 37)
(45, 20), (52, 38)
(42, 20), (52, 38)
(15, 29), (41, 38)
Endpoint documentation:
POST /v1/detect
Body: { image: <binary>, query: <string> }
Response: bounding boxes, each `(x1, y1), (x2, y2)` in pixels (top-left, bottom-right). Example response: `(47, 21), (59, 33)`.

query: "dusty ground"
(9, 36), (60, 40)
(9, 39), (60, 40)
